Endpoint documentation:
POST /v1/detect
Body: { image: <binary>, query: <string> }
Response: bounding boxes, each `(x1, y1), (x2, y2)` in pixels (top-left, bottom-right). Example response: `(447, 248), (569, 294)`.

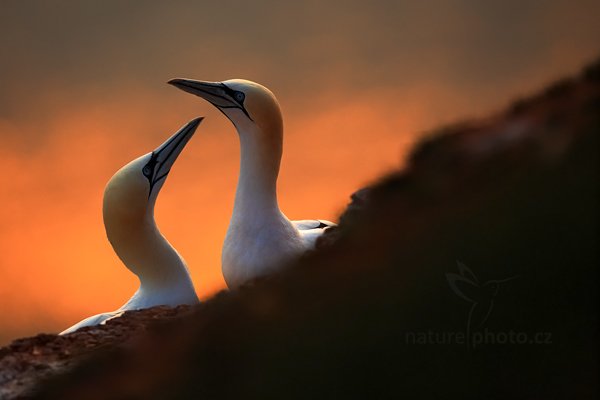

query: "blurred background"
(0, 0), (598, 345)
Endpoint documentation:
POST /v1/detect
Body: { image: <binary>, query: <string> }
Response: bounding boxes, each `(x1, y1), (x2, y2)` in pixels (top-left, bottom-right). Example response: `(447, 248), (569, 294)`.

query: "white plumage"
(61, 118), (202, 334)
(169, 78), (336, 289)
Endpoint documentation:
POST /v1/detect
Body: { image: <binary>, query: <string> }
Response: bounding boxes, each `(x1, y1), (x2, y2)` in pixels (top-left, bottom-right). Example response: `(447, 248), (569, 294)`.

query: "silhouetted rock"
(0, 306), (193, 399)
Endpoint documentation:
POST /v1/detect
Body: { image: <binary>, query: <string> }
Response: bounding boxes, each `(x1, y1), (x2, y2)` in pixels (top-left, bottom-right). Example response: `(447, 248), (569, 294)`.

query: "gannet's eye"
(234, 91), (245, 103)
(142, 165), (152, 177)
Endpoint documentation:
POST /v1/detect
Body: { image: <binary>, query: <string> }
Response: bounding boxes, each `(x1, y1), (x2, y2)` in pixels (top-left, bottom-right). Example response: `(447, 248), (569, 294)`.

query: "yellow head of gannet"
(168, 79), (282, 136)
(61, 117), (202, 334)
(168, 79), (335, 289)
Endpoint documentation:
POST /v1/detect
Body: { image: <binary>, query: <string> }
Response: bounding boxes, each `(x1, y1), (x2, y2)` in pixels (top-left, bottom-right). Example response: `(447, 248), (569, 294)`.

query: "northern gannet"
(168, 78), (335, 289)
(61, 118), (202, 334)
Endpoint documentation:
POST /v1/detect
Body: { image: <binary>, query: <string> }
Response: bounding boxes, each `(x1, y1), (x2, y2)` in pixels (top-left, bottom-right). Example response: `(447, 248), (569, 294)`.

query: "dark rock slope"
(0, 306), (193, 399)
(2, 59), (598, 399)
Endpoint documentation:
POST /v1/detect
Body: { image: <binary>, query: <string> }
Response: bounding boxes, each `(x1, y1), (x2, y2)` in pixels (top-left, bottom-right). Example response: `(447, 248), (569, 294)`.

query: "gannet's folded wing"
(59, 310), (124, 335)
(292, 219), (336, 231)
(293, 219), (336, 249)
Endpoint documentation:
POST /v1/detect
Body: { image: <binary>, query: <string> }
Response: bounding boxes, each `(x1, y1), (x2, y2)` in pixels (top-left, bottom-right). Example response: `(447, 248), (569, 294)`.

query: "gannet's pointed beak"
(154, 117), (202, 163)
(145, 117), (203, 196)
(168, 79), (231, 106)
(168, 78), (252, 120)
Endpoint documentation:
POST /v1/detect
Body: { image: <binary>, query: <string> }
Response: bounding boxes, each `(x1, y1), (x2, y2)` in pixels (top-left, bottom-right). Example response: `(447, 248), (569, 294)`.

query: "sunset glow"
(1, 0), (598, 345)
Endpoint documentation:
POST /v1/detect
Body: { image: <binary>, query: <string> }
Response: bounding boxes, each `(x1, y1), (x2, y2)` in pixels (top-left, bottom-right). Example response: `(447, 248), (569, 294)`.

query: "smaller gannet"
(168, 78), (335, 289)
(61, 118), (202, 335)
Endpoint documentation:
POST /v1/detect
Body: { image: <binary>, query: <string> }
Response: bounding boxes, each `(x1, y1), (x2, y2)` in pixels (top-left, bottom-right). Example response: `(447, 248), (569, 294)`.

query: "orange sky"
(1, 0), (599, 345)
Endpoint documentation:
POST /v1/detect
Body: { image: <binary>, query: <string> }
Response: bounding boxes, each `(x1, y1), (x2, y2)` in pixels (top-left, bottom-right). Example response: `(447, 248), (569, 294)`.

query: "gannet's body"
(168, 79), (335, 289)
(61, 118), (202, 334)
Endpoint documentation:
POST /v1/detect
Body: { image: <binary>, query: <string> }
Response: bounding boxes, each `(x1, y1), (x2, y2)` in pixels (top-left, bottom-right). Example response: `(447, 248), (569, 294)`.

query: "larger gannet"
(168, 78), (335, 289)
(61, 118), (202, 335)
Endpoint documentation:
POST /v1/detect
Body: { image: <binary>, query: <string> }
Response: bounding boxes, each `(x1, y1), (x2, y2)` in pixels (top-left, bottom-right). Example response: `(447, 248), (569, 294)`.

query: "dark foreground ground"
(1, 59), (598, 399)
